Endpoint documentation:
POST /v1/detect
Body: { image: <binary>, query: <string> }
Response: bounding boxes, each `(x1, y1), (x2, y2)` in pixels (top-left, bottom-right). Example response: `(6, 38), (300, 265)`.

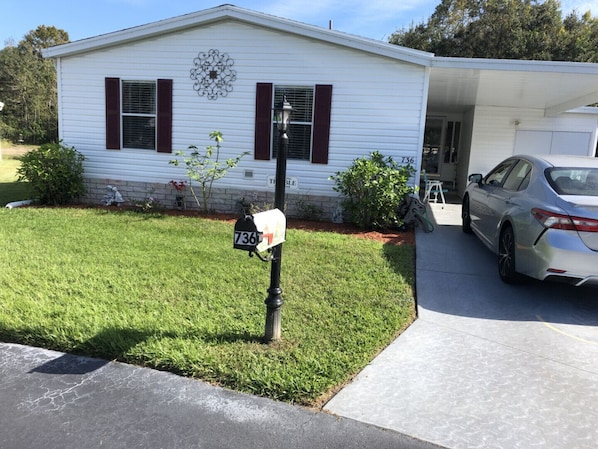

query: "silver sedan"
(461, 154), (598, 286)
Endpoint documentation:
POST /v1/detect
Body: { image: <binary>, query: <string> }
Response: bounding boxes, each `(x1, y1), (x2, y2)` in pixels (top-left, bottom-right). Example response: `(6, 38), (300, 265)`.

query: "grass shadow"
(2, 326), (161, 375)
(29, 353), (110, 375)
(382, 242), (416, 285)
(6, 324), (266, 376)
(0, 181), (32, 206)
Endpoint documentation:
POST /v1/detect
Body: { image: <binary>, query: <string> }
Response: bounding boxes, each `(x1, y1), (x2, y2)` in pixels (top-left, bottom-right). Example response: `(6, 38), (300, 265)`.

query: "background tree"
(390, 0), (598, 62)
(556, 11), (598, 61)
(0, 26), (69, 144)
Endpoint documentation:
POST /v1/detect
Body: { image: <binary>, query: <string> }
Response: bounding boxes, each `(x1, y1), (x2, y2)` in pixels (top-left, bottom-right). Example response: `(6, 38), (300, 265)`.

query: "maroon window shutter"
(254, 83), (273, 160)
(105, 77), (121, 150)
(312, 84), (333, 164)
(157, 79), (173, 153)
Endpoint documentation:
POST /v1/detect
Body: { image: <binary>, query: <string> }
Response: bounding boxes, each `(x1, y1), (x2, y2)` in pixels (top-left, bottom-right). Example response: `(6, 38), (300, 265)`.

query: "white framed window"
(254, 83), (331, 164)
(272, 86), (314, 161)
(122, 80), (157, 150)
(106, 78), (172, 153)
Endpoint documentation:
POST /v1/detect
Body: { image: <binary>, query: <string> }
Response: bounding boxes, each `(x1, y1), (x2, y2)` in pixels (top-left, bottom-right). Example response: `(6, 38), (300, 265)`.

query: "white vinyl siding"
(54, 21), (428, 196)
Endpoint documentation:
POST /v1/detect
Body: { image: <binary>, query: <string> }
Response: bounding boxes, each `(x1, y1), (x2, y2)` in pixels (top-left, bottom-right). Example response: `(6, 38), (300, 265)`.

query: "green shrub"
(238, 197), (274, 215)
(16, 142), (85, 205)
(132, 187), (164, 214)
(330, 151), (415, 229)
(295, 199), (324, 221)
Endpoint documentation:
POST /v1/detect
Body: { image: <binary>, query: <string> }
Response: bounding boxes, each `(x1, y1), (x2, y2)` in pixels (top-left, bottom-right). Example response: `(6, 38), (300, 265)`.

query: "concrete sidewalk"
(325, 202), (598, 449)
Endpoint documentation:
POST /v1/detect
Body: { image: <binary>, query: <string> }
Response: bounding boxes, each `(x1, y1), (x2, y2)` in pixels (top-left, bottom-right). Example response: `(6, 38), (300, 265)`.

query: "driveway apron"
(325, 202), (598, 449)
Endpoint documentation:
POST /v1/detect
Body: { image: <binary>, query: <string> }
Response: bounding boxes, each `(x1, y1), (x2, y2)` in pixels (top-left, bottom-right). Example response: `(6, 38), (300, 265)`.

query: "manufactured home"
(43, 5), (598, 216)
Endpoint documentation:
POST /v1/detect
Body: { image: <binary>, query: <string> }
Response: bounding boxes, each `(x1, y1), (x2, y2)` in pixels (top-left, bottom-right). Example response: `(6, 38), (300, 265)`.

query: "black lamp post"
(264, 95), (292, 343)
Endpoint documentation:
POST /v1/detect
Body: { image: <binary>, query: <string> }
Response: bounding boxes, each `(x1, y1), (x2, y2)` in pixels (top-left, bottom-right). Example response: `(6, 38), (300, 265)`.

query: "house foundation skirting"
(83, 178), (342, 222)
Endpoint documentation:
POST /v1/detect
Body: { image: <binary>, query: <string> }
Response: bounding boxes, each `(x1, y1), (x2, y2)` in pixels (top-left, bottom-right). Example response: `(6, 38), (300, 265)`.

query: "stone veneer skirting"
(83, 178), (343, 222)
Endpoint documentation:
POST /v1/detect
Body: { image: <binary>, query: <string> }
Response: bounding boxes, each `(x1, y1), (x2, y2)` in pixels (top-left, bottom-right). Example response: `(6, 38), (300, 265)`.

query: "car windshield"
(547, 168), (598, 196)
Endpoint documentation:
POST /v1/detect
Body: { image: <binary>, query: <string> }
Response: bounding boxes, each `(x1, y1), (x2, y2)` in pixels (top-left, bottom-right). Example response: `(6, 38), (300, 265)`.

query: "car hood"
(556, 196), (598, 251)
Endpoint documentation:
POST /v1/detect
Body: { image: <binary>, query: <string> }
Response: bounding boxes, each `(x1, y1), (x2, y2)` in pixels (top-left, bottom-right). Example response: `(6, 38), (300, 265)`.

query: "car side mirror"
(468, 173), (483, 185)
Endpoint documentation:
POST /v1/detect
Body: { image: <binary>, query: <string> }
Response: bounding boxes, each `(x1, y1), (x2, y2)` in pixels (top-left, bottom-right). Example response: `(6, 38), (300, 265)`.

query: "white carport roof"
(429, 57), (598, 116)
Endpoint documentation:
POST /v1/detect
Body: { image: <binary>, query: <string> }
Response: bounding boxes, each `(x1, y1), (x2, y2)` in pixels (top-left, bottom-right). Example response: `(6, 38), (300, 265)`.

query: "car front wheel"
(498, 226), (522, 283)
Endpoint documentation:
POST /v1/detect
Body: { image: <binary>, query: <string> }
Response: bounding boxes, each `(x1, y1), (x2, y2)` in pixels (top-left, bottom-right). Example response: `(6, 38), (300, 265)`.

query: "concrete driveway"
(325, 202), (598, 449)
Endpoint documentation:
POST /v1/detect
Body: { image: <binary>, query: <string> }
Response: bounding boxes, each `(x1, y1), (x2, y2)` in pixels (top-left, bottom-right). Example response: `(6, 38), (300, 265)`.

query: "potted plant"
(169, 180), (186, 210)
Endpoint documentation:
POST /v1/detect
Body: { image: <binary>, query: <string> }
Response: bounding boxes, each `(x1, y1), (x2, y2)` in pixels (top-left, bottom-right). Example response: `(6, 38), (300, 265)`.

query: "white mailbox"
(234, 208), (286, 253)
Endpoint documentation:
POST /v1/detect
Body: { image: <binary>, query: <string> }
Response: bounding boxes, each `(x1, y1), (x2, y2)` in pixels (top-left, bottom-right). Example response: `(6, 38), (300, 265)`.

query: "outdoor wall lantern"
(232, 95), (292, 343)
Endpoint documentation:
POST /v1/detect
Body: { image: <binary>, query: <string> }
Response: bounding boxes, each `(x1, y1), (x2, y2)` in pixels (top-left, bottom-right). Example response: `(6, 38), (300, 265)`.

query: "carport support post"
(264, 96), (292, 343)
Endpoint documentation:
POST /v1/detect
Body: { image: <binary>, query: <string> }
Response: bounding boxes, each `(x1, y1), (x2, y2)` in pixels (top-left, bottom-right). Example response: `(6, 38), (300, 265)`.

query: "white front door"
(422, 117), (443, 175)
(422, 116), (461, 188)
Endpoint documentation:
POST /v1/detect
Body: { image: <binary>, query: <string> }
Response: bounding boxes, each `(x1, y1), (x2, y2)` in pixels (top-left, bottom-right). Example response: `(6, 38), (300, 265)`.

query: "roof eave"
(42, 4), (433, 67)
(42, 5), (233, 58)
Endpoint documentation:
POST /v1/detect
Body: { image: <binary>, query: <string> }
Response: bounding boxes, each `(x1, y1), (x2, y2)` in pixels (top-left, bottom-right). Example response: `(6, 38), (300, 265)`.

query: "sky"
(2, 0), (597, 47)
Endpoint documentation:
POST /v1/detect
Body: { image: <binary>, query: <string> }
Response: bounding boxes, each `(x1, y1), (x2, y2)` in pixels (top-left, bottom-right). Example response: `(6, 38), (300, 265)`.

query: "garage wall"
(514, 130), (591, 156)
(465, 106), (598, 189)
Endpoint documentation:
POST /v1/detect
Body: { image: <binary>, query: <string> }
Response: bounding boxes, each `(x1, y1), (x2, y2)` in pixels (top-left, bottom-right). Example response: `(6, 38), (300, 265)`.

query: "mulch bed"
(286, 218), (415, 246)
(28, 203), (416, 247)
(163, 208), (415, 246)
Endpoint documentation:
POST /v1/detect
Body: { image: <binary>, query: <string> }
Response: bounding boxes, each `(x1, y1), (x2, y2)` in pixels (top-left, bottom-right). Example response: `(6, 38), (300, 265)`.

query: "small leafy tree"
(169, 131), (248, 213)
(0, 26), (69, 143)
(330, 151), (415, 229)
(17, 142), (85, 205)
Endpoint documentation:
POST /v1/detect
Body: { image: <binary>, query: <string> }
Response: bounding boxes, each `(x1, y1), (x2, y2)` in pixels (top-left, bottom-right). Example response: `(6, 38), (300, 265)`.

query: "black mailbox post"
(232, 96), (292, 343)
(263, 95), (292, 342)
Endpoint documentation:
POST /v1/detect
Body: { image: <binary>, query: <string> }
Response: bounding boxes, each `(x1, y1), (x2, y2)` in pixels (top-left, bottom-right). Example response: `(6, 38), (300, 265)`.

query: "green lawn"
(0, 207), (415, 405)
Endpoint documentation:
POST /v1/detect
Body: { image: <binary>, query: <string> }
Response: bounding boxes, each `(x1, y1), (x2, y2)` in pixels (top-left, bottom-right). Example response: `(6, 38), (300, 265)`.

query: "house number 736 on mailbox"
(233, 209), (286, 254)
(234, 230), (260, 246)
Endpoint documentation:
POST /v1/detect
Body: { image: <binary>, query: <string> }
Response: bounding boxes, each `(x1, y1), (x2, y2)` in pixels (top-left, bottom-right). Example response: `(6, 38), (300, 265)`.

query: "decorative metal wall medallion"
(190, 49), (237, 100)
